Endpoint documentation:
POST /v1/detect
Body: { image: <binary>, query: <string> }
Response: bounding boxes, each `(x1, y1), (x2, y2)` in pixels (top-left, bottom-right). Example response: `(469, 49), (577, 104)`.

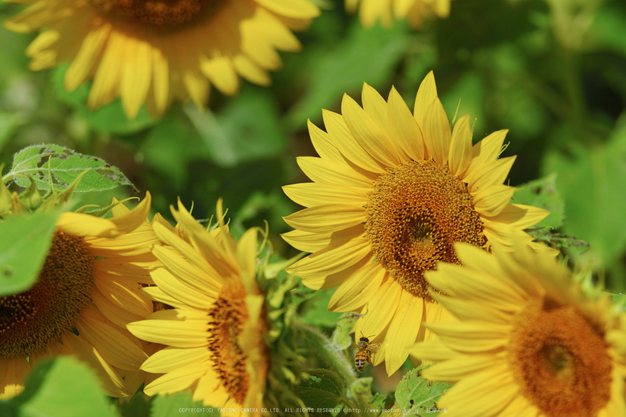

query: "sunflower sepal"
(74, 196), (140, 217)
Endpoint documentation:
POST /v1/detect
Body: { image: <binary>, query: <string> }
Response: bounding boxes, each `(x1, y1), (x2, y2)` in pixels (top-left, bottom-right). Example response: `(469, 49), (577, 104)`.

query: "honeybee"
(354, 335), (380, 372)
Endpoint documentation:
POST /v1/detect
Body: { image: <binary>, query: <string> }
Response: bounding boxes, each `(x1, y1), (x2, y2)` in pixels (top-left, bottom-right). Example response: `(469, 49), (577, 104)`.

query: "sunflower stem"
(294, 322), (357, 385)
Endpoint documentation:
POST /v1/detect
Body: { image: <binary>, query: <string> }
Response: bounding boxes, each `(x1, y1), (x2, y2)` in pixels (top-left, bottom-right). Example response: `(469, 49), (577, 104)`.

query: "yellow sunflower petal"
(254, 0), (320, 18)
(287, 236), (371, 278)
(423, 98), (451, 166)
(414, 71), (438, 129)
(483, 204), (549, 230)
(423, 321), (509, 353)
(64, 23), (111, 91)
(151, 267), (215, 309)
(384, 290), (424, 376)
(322, 109), (386, 174)
(283, 183), (368, 208)
(296, 156), (373, 188)
(472, 184), (516, 217)
(328, 261), (385, 312)
(466, 156), (516, 194)
(121, 37), (152, 119)
(448, 114), (473, 178)
(141, 347), (211, 374)
(436, 364), (516, 417)
(127, 309), (209, 348)
(354, 277), (403, 338)
(307, 119), (346, 163)
(387, 86), (425, 161)
(408, 340), (459, 363)
(144, 363), (209, 396)
(423, 353), (507, 382)
(283, 204), (366, 234)
(75, 310), (148, 371)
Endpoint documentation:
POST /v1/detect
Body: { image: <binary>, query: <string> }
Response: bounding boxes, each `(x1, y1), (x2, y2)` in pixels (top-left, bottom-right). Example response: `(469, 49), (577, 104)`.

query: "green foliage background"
(1, 0), (626, 415)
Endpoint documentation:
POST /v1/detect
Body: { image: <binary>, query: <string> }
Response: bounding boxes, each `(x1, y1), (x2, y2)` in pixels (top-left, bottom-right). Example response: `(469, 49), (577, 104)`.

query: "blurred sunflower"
(3, 0), (320, 119)
(127, 200), (269, 412)
(0, 180), (156, 399)
(282, 71), (552, 376)
(410, 241), (626, 417)
(345, 0), (450, 28)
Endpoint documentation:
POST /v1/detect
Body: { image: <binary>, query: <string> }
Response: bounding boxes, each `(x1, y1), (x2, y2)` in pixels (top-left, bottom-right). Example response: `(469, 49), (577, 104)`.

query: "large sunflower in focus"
(282, 72), (551, 376)
(0, 184), (156, 398)
(345, 0), (450, 28)
(128, 200), (269, 412)
(410, 241), (626, 417)
(4, 0), (320, 119)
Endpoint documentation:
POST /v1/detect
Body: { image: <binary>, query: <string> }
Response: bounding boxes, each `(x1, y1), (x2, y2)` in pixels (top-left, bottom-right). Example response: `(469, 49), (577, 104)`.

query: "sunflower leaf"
(5, 144), (135, 193)
(511, 173), (565, 229)
(151, 392), (219, 417)
(292, 369), (346, 409)
(395, 367), (451, 416)
(0, 210), (59, 297)
(0, 356), (119, 417)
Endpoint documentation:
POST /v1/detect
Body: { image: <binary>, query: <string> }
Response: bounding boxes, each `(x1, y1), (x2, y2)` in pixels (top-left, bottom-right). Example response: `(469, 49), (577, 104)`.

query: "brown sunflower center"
(207, 280), (250, 404)
(508, 297), (613, 417)
(89, 0), (227, 31)
(0, 232), (95, 358)
(364, 159), (486, 297)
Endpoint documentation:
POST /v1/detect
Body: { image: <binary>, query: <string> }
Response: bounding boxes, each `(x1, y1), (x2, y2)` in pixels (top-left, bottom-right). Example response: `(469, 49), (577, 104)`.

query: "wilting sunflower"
(127, 200), (269, 412)
(4, 0), (320, 119)
(282, 72), (552, 376)
(345, 0), (450, 28)
(410, 241), (626, 417)
(0, 180), (156, 399)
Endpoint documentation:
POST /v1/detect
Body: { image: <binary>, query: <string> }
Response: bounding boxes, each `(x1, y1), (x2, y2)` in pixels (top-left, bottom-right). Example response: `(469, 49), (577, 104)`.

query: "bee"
(354, 335), (380, 373)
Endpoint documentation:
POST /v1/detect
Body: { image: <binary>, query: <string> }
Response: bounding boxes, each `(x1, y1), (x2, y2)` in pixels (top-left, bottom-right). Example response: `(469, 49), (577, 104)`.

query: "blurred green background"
(1, 0), (625, 294)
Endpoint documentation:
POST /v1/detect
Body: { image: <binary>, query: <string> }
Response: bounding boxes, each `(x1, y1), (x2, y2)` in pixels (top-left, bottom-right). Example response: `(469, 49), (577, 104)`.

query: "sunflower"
(345, 0), (450, 28)
(4, 0), (320, 119)
(0, 183), (157, 399)
(410, 241), (626, 417)
(127, 200), (269, 412)
(282, 72), (552, 376)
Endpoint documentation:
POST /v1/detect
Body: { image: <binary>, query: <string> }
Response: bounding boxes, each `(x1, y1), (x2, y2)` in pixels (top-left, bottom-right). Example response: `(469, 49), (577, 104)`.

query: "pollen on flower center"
(364, 159), (486, 298)
(0, 232), (95, 358)
(89, 0), (227, 31)
(508, 298), (613, 417)
(207, 279), (250, 404)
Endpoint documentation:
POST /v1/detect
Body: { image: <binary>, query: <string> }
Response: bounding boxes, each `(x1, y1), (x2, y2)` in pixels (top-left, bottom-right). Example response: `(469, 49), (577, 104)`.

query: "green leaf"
(395, 367), (451, 416)
(542, 120), (626, 268)
(297, 288), (342, 328)
(5, 144), (135, 193)
(511, 173), (565, 229)
(0, 356), (119, 417)
(440, 71), (486, 135)
(611, 293), (626, 314)
(0, 210), (59, 297)
(185, 87), (287, 167)
(293, 369), (345, 409)
(119, 391), (152, 417)
(287, 20), (410, 128)
(151, 392), (220, 417)
(140, 108), (210, 189)
(0, 111), (26, 152)
(331, 313), (360, 350)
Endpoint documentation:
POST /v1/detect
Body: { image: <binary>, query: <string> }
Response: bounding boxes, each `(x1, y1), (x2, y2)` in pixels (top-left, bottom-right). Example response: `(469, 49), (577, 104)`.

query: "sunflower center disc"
(365, 159), (486, 297)
(0, 232), (95, 358)
(508, 298), (612, 417)
(89, 0), (227, 31)
(207, 280), (250, 404)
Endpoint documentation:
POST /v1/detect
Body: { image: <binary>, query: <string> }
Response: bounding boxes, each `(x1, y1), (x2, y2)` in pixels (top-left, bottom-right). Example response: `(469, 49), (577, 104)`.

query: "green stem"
(294, 322), (357, 385)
